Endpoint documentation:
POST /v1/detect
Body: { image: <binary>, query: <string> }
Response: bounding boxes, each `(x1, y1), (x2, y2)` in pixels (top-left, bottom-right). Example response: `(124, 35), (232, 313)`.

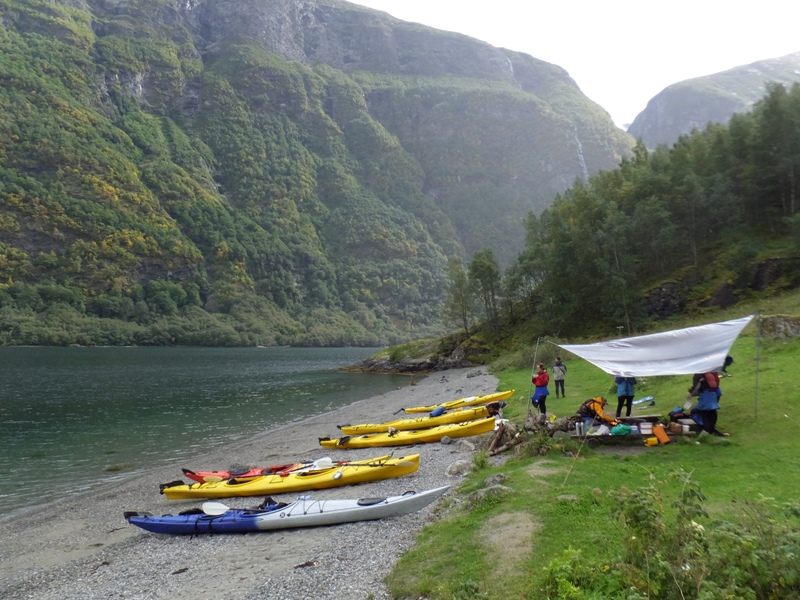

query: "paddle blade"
(202, 501), (230, 516)
(312, 457), (334, 470)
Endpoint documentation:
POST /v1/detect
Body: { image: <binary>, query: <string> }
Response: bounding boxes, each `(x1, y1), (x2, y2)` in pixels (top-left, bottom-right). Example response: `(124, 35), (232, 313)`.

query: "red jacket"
(533, 371), (550, 387)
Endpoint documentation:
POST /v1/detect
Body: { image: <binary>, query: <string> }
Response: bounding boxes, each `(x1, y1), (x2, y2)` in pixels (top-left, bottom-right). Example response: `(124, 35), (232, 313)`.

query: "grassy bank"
(387, 304), (800, 598)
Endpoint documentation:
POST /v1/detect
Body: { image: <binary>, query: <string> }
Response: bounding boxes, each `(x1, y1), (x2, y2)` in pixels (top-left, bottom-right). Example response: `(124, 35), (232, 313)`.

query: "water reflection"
(0, 347), (411, 518)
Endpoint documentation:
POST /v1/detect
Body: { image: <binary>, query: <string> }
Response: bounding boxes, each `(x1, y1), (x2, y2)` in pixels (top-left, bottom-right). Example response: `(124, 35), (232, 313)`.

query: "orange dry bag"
(652, 423), (670, 445)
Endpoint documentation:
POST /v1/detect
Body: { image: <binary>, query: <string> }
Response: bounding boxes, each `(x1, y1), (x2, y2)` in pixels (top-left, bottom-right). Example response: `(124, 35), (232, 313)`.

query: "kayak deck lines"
(319, 417), (497, 449)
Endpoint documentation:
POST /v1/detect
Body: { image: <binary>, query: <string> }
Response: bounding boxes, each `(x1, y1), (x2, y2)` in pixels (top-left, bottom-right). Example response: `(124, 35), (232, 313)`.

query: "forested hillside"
(405, 84), (800, 371)
(502, 83), (800, 341)
(0, 0), (632, 346)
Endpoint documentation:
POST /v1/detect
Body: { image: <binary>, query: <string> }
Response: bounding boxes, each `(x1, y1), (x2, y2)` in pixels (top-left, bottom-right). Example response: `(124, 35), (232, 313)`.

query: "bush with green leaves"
(541, 470), (800, 599)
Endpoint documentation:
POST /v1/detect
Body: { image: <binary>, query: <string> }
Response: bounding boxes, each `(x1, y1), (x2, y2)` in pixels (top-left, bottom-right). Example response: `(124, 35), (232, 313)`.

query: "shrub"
(472, 451), (489, 470)
(541, 470), (800, 599)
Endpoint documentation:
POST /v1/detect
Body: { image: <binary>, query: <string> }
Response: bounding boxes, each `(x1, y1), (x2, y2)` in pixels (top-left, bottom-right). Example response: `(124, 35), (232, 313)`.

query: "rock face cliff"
(0, 0), (633, 345)
(171, 0), (633, 261)
(628, 52), (800, 148)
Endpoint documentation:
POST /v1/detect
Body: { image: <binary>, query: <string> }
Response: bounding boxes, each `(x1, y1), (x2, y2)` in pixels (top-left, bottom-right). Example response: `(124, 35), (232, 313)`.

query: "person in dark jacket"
(614, 376), (637, 418)
(552, 357), (567, 398)
(719, 354), (734, 377)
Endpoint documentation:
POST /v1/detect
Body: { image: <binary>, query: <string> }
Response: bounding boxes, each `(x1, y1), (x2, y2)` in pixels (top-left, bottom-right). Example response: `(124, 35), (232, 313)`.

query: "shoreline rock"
(342, 355), (477, 374)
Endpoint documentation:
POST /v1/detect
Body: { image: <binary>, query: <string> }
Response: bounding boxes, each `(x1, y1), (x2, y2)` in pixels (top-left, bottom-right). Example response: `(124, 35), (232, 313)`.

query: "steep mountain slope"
(0, 0), (633, 345)
(628, 52), (800, 148)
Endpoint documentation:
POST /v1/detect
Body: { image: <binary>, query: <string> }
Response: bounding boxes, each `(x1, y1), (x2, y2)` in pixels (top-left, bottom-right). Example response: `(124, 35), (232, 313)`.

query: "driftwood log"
(487, 420), (523, 455)
(523, 410), (549, 433)
(489, 432), (524, 456)
(487, 421), (506, 453)
(488, 411), (584, 456)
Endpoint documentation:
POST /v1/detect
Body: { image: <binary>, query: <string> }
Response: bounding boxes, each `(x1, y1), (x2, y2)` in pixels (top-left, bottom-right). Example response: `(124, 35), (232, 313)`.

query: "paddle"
(310, 457), (333, 470)
(333, 457), (416, 471)
(202, 501), (231, 516)
(364, 453), (415, 468)
(362, 452), (417, 468)
(299, 457), (415, 473)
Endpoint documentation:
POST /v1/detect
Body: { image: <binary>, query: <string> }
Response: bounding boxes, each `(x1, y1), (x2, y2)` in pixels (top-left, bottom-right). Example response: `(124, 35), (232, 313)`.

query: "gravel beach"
(0, 367), (501, 600)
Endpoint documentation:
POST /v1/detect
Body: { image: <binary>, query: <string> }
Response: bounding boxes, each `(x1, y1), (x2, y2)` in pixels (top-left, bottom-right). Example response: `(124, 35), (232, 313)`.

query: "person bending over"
(687, 372), (728, 436)
(576, 397), (619, 428)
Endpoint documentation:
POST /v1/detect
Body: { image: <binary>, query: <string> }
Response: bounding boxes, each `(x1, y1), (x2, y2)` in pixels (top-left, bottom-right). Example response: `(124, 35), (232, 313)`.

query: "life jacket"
(578, 397), (602, 418)
(486, 401), (506, 416)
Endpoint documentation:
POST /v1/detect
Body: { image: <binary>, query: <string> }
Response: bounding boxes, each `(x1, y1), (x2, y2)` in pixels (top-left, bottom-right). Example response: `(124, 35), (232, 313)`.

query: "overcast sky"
(351, 0), (800, 128)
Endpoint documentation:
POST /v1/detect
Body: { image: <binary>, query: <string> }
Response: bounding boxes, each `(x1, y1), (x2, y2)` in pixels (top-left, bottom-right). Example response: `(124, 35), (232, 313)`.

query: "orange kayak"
(181, 457), (347, 483)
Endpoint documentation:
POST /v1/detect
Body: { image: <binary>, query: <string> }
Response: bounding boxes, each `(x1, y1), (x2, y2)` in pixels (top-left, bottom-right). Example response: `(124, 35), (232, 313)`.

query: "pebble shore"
(0, 367), (500, 600)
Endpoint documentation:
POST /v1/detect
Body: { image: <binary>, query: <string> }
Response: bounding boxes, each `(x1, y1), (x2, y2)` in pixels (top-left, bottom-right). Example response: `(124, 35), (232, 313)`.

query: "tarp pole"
(754, 311), (763, 419)
(528, 338), (542, 406)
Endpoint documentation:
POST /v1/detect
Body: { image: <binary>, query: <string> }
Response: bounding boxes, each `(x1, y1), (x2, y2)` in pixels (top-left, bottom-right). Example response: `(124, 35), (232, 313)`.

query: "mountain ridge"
(628, 51), (800, 147)
(0, 0), (633, 346)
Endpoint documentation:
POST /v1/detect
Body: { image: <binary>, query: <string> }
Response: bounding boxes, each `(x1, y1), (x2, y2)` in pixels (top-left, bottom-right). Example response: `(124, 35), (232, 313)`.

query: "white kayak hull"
(126, 486), (450, 534)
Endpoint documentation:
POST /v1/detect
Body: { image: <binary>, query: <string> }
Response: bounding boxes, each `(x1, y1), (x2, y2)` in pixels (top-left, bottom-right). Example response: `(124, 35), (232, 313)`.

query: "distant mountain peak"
(628, 51), (800, 147)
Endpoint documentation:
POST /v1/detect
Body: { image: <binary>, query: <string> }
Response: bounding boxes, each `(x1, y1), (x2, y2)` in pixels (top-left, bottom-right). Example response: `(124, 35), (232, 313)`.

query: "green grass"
(387, 302), (800, 599)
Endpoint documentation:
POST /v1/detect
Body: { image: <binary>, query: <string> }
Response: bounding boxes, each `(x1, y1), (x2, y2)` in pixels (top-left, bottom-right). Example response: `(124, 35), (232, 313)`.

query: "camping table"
(570, 430), (694, 447)
(618, 414), (661, 424)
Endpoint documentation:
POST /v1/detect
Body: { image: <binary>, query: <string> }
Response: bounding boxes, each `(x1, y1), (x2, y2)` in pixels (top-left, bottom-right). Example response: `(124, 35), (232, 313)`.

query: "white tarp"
(557, 315), (754, 377)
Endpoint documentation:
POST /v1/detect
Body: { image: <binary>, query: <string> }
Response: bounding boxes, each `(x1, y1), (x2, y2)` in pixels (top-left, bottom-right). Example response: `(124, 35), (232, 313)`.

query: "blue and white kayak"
(633, 395), (654, 405)
(125, 485), (449, 535)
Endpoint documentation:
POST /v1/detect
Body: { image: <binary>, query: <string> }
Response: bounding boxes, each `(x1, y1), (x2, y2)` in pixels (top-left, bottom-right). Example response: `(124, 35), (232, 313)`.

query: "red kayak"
(181, 457), (345, 483)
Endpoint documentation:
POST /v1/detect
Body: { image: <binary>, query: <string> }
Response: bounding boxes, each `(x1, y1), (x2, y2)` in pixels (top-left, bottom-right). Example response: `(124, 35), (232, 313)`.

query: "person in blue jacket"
(688, 371), (728, 436)
(614, 376), (637, 418)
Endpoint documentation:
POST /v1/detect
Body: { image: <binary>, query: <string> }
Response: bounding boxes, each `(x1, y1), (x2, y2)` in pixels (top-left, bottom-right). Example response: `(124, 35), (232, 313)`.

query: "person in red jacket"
(531, 363), (550, 415)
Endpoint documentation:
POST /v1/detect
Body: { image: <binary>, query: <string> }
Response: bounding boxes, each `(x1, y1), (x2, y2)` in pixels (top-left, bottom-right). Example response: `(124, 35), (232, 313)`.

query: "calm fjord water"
(0, 347), (411, 519)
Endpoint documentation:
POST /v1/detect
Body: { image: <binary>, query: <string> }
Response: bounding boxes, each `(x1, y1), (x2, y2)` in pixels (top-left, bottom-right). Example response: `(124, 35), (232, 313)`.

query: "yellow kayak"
(319, 417), (496, 449)
(160, 453), (419, 500)
(401, 389), (514, 414)
(338, 402), (505, 435)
